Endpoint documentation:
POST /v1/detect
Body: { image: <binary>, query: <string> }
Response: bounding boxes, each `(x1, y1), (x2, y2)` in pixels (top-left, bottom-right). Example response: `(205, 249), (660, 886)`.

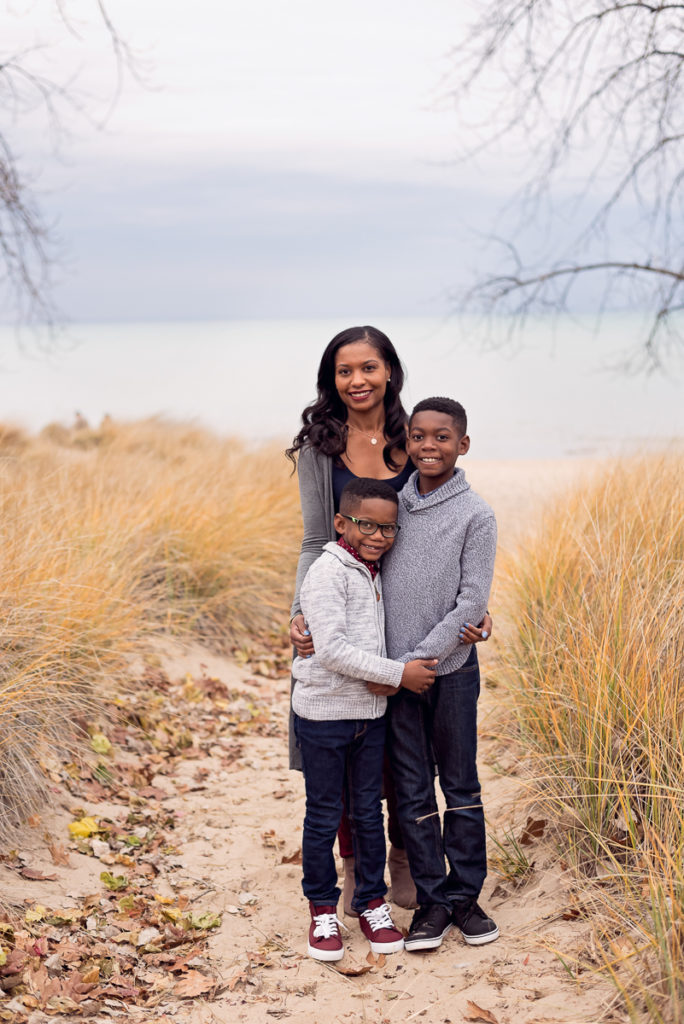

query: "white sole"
(308, 943), (344, 961)
(460, 925), (499, 946)
(368, 938), (404, 954)
(404, 922), (452, 951)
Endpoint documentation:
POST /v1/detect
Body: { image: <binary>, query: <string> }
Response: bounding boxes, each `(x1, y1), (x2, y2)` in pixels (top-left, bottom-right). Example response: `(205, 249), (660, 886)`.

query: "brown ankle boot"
(388, 845), (418, 909)
(342, 856), (359, 917)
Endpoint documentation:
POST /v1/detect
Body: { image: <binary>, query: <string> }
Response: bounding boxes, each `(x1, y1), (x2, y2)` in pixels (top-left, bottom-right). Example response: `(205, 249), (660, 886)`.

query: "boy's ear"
(333, 512), (346, 535)
(458, 434), (470, 455)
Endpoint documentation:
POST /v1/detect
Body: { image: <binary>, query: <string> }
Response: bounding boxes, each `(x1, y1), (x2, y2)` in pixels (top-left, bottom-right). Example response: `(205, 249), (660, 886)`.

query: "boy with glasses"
(292, 477), (437, 962)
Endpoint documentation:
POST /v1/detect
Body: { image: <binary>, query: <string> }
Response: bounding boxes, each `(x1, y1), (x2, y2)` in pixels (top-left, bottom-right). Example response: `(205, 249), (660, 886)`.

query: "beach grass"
(500, 452), (683, 1021)
(0, 418), (300, 844)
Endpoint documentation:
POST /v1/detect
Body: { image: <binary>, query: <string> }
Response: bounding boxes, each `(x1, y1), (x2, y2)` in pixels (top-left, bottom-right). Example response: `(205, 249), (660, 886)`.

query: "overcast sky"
(3, 0), (538, 322)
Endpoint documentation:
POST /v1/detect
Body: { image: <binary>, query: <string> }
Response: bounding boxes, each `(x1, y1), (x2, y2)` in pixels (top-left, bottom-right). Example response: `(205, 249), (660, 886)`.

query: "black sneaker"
(451, 899), (499, 945)
(404, 904), (453, 951)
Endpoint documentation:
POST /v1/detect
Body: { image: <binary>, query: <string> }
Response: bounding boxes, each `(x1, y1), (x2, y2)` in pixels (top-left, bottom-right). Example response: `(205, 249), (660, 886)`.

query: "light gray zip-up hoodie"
(382, 468), (497, 675)
(292, 542), (405, 721)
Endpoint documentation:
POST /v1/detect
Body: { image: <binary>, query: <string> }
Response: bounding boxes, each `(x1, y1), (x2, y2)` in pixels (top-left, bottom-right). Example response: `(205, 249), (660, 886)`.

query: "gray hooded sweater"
(381, 468), (497, 675)
(292, 542), (404, 721)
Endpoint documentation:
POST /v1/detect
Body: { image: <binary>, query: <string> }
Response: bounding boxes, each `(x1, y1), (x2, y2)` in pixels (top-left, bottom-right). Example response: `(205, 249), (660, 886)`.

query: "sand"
(0, 456), (625, 1024)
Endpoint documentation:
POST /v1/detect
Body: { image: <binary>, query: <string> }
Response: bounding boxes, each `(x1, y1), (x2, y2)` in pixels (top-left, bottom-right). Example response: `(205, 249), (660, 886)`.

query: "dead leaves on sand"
(464, 1001), (499, 1023)
(0, 663), (285, 1020)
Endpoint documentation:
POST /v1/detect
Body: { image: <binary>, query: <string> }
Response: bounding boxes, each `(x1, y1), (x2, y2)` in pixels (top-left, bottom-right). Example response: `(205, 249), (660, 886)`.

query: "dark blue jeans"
(294, 713), (387, 911)
(387, 647), (486, 908)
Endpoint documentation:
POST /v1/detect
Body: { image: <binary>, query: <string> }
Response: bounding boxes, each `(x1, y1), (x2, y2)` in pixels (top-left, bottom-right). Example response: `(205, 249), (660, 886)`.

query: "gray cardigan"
(290, 445), (336, 621)
(292, 543), (404, 721)
(382, 468), (497, 675)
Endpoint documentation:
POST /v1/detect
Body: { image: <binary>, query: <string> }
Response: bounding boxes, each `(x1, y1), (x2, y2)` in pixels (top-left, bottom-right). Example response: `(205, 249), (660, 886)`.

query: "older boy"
(292, 477), (437, 962)
(379, 397), (499, 950)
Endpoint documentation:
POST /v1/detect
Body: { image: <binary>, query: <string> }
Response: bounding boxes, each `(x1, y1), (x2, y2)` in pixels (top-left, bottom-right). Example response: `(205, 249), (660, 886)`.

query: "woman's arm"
(290, 446), (334, 622)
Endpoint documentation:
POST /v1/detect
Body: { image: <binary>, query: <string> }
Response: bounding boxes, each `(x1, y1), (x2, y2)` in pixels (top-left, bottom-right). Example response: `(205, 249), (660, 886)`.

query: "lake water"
(1, 315), (682, 459)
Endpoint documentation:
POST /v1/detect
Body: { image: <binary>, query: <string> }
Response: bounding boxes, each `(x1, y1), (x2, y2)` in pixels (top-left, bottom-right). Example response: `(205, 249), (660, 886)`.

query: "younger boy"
(292, 477), (437, 962)
(380, 397), (499, 950)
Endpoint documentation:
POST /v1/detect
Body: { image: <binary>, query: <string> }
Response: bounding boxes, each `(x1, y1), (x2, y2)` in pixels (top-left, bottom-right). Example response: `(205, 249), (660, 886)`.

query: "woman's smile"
(334, 341), (390, 414)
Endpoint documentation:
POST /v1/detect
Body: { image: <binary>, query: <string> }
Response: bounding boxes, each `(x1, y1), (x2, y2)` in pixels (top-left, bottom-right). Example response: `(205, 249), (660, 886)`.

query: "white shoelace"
(360, 902), (395, 932)
(311, 911), (346, 939)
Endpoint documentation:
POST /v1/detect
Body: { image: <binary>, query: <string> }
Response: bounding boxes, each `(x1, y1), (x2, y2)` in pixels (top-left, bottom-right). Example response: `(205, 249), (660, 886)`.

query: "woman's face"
(334, 341), (390, 416)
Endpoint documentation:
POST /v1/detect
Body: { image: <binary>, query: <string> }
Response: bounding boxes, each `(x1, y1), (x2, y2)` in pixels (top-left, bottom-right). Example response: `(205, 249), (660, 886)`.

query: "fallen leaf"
(20, 868), (57, 881)
(100, 871), (128, 891)
(184, 911), (221, 930)
(262, 830), (285, 850)
(227, 971), (249, 991)
(280, 849), (302, 865)
(45, 835), (70, 867)
(90, 733), (112, 755)
(333, 962), (372, 976)
(24, 905), (47, 924)
(464, 1001), (499, 1023)
(68, 817), (101, 839)
(519, 817), (546, 846)
(366, 951), (386, 967)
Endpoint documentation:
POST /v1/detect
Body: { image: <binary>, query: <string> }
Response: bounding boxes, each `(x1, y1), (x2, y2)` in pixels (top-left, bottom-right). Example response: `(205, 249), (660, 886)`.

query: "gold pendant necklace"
(347, 423), (381, 445)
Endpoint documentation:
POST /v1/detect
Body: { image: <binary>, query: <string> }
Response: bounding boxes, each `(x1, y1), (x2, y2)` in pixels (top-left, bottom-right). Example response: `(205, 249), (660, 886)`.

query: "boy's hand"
(290, 614), (315, 657)
(401, 659), (438, 694)
(366, 682), (398, 696)
(459, 612), (493, 645)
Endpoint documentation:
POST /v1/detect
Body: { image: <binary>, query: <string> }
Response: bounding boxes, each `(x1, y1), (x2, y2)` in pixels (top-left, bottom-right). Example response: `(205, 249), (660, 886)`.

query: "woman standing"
(286, 325), (490, 914)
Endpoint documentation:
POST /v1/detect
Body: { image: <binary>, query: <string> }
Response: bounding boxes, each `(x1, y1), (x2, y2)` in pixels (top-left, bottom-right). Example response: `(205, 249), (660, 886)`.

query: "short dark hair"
(409, 396), (467, 436)
(339, 477), (399, 515)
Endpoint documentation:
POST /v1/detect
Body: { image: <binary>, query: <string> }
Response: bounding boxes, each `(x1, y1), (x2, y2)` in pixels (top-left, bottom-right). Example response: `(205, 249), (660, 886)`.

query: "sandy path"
(0, 457), (624, 1023)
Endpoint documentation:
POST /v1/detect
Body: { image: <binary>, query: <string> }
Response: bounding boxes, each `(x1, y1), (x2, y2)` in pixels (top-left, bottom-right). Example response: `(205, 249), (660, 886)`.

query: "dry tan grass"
(500, 452), (684, 1021)
(0, 418), (300, 844)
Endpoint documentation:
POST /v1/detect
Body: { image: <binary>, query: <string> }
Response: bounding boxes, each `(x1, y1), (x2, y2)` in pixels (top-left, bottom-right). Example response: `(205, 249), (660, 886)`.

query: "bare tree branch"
(0, 4), (139, 332)
(451, 0), (684, 367)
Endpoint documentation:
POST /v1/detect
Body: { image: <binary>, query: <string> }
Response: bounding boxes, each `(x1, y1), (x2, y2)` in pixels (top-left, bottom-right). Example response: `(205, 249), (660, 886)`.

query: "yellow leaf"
(25, 905), (46, 923)
(0, 948), (6, 967)
(68, 816), (100, 838)
(161, 907), (183, 923)
(184, 911), (221, 930)
(100, 871), (128, 891)
(90, 733), (112, 755)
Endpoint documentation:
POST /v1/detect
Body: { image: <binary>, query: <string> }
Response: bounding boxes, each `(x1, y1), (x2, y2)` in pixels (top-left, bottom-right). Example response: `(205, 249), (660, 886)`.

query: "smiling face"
(334, 341), (390, 416)
(407, 410), (470, 493)
(333, 496), (399, 562)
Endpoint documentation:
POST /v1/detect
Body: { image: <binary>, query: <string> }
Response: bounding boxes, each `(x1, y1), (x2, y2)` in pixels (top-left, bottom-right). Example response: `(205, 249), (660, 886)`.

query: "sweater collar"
(402, 467), (470, 511)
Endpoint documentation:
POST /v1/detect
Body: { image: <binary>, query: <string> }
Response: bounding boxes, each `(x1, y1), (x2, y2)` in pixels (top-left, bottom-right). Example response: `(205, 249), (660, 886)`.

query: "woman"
(286, 325), (491, 914)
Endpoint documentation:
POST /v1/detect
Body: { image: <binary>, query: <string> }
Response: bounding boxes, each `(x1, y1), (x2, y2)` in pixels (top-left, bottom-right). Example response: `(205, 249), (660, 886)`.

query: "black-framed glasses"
(340, 514), (400, 538)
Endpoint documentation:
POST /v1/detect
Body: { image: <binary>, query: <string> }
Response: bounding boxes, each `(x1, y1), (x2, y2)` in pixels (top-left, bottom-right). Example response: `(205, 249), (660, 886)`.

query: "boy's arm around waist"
(397, 513), (497, 664)
(301, 562), (404, 688)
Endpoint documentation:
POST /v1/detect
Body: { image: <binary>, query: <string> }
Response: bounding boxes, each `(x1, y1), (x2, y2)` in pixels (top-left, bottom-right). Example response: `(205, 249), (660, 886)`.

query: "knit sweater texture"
(292, 542), (404, 721)
(381, 468), (497, 675)
(290, 445), (335, 621)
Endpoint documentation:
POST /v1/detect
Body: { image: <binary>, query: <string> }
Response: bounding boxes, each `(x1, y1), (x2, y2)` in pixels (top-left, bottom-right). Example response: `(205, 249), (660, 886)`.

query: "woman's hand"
(459, 612), (493, 645)
(290, 614), (315, 657)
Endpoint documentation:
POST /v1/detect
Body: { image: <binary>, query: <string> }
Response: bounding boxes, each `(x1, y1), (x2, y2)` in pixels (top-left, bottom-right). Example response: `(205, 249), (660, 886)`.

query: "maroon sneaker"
(307, 903), (345, 961)
(359, 898), (405, 954)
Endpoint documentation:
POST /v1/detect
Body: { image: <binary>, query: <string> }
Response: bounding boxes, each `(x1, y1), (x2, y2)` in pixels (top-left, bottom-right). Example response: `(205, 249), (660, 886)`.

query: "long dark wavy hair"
(285, 326), (407, 471)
